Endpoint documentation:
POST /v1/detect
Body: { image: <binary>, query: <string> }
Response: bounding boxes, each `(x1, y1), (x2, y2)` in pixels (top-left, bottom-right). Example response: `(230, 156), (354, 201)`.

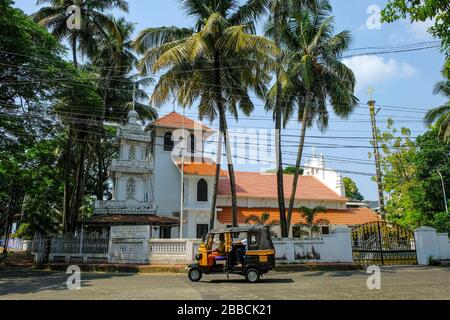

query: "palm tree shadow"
(0, 269), (133, 296)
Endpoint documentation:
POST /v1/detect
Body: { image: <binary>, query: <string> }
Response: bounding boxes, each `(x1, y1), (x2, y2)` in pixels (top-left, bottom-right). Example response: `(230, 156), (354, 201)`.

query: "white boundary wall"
(415, 227), (450, 265)
(146, 227), (353, 265)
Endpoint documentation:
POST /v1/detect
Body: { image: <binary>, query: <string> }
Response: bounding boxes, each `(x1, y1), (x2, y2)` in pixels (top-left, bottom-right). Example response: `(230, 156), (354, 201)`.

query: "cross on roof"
(368, 86), (375, 101)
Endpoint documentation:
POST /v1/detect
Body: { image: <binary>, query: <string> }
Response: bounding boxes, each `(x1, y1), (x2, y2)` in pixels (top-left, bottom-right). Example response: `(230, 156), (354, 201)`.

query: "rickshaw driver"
(234, 237), (247, 267)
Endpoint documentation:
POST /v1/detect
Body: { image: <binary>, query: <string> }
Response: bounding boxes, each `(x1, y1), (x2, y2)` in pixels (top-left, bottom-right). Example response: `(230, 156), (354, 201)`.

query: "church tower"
(94, 109), (155, 215)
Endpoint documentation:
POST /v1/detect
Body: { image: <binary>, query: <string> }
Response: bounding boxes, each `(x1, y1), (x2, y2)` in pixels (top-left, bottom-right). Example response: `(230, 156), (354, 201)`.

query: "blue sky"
(13, 0), (447, 200)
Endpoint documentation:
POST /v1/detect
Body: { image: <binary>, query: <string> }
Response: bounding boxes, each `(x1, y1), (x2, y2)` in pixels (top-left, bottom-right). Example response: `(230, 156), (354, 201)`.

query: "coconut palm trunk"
(71, 35), (78, 68)
(273, 7), (288, 238)
(287, 91), (310, 232)
(209, 128), (223, 230)
(209, 51), (226, 230)
(215, 50), (238, 227)
(62, 36), (79, 234)
(219, 106), (238, 227)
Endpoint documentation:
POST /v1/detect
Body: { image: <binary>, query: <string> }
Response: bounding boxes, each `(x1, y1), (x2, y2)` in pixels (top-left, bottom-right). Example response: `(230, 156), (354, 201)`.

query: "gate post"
(414, 227), (439, 265)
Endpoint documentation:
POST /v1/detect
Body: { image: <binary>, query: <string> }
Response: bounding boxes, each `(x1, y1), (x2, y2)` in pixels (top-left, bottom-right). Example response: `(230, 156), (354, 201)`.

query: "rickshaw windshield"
(205, 233), (224, 250)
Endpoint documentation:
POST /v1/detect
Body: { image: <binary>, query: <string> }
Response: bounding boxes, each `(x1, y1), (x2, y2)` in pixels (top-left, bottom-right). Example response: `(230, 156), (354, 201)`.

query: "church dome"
(128, 109), (139, 119)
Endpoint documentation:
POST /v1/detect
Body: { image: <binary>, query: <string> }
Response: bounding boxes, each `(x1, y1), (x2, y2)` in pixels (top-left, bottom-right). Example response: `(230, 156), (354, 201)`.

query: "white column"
(436, 233), (450, 260)
(185, 239), (194, 262)
(323, 227), (353, 262)
(414, 226), (439, 265)
(285, 240), (295, 262)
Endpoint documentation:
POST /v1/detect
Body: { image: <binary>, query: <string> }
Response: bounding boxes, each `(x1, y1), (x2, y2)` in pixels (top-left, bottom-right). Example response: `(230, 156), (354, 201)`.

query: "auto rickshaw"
(187, 226), (276, 283)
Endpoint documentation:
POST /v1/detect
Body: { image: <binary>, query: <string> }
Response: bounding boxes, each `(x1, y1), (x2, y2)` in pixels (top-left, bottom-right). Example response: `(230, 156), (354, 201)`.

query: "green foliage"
(296, 206), (329, 237)
(375, 120), (450, 233)
(430, 212), (450, 234)
(424, 73), (450, 142)
(381, 0), (450, 55)
(283, 166), (304, 175)
(245, 212), (279, 237)
(342, 177), (364, 201)
(135, 6), (276, 119)
(13, 223), (33, 239)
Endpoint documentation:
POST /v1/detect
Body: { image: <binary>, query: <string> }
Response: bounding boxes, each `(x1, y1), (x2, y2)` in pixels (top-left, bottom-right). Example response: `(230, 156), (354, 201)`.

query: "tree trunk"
(95, 142), (105, 200)
(218, 107), (238, 227)
(63, 35), (78, 234)
(209, 52), (239, 228)
(209, 53), (223, 231)
(2, 184), (17, 254)
(286, 91), (311, 232)
(72, 35), (78, 68)
(63, 127), (73, 234)
(273, 7), (288, 237)
(95, 67), (112, 200)
(68, 133), (88, 233)
(209, 129), (222, 230)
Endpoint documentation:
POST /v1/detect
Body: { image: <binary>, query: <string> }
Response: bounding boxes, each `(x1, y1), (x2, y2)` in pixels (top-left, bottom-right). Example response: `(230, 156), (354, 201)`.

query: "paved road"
(0, 266), (449, 300)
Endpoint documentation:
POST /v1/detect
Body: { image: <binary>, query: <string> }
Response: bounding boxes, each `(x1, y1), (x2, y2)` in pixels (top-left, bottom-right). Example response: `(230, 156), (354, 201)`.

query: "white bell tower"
(94, 109), (155, 215)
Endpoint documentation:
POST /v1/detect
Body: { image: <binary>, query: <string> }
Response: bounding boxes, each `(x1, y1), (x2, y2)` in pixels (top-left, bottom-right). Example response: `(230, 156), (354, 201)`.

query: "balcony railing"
(94, 200), (155, 215)
(110, 158), (154, 172)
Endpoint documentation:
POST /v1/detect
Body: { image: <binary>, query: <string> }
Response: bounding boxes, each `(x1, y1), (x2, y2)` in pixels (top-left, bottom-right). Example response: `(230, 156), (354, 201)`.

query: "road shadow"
(208, 278), (294, 284)
(0, 269), (133, 296)
(301, 270), (356, 277)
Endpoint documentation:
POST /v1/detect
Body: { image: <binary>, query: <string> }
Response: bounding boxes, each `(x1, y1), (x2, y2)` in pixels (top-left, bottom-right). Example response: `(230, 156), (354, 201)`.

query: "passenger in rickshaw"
(211, 234), (226, 263)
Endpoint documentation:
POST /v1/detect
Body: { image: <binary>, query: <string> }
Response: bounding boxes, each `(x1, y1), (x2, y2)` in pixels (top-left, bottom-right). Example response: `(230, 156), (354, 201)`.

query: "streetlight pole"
(179, 106), (185, 238)
(437, 170), (448, 215)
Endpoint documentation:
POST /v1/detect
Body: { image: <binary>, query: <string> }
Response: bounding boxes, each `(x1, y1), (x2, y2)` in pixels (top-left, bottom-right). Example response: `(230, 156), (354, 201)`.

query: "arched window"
(163, 131), (174, 151)
(190, 133), (195, 154)
(197, 179), (208, 202)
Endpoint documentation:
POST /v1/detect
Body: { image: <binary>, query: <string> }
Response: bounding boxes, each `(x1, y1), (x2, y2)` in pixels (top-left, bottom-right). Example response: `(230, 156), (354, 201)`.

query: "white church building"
(83, 110), (379, 239)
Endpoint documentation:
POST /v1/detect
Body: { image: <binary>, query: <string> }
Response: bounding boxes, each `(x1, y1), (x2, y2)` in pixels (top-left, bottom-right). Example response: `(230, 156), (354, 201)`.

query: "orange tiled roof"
(176, 161), (227, 177)
(148, 112), (211, 131)
(217, 207), (381, 226)
(218, 171), (346, 201)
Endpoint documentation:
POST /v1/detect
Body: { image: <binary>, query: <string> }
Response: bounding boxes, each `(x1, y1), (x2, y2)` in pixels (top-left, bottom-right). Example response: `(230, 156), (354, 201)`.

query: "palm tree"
(263, 0), (321, 237)
(134, 0), (278, 229)
(33, 0), (129, 68)
(296, 206), (328, 238)
(33, 1), (129, 233)
(245, 212), (279, 237)
(87, 17), (157, 200)
(424, 75), (450, 141)
(283, 1), (358, 233)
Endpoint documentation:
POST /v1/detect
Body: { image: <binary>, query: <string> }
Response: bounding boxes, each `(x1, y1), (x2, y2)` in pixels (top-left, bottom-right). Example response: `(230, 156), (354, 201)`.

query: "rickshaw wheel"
(188, 268), (202, 282)
(245, 268), (260, 283)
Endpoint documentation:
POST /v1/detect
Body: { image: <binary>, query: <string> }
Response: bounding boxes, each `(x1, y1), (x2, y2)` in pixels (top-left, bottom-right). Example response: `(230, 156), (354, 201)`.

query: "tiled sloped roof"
(147, 112), (211, 131)
(80, 214), (179, 226)
(177, 162), (228, 177)
(217, 207), (381, 226)
(218, 171), (346, 201)
(174, 158), (227, 177)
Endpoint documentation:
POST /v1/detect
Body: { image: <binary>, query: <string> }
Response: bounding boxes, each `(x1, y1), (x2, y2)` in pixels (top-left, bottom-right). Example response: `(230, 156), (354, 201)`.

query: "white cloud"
(407, 19), (435, 40)
(342, 55), (417, 94)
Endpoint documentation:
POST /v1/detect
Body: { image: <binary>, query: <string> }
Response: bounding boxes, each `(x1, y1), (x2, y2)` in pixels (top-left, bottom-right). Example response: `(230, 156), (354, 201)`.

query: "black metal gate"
(351, 221), (417, 265)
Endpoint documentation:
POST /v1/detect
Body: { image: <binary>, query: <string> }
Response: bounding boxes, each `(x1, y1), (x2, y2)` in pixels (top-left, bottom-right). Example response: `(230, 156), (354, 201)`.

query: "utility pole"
(368, 87), (386, 219)
(437, 170), (448, 215)
(179, 106), (185, 238)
